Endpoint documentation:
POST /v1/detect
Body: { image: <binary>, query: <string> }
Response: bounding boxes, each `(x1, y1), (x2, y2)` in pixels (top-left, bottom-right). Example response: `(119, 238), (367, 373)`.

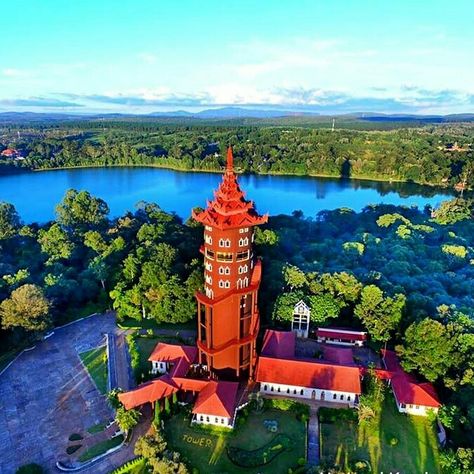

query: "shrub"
(16, 465), (44, 474)
(227, 434), (294, 468)
(109, 457), (146, 474)
(389, 437), (399, 447)
(66, 445), (82, 455)
(68, 433), (83, 441)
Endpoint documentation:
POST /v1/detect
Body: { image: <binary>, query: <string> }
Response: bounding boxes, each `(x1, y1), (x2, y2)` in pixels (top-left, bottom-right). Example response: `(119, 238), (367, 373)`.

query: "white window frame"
(205, 234), (212, 244)
(219, 266), (230, 275)
(219, 238), (231, 248)
(239, 227), (249, 234)
(238, 264), (248, 274)
(219, 280), (230, 289)
(205, 226), (213, 232)
(205, 262), (212, 272)
(238, 237), (249, 247)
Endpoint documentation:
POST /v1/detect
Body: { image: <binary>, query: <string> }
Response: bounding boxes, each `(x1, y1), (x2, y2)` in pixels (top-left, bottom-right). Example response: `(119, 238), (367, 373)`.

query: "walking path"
(307, 405), (320, 466)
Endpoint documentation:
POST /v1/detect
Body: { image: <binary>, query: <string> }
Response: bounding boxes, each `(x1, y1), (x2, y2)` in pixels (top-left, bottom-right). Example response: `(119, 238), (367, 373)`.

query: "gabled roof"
(192, 380), (239, 418)
(148, 343), (197, 364)
(381, 350), (441, 408)
(118, 375), (178, 410)
(316, 327), (367, 341)
(294, 300), (310, 312)
(261, 329), (296, 359)
(256, 356), (362, 394)
(192, 147), (268, 230)
(391, 375), (441, 408)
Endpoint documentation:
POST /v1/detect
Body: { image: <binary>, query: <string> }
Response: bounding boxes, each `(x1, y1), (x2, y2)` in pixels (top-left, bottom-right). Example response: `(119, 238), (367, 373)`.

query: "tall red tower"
(192, 147), (268, 380)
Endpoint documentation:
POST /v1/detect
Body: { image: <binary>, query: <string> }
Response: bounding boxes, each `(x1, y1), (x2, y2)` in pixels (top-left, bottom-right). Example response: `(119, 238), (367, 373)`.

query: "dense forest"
(0, 188), (474, 468)
(0, 120), (473, 188)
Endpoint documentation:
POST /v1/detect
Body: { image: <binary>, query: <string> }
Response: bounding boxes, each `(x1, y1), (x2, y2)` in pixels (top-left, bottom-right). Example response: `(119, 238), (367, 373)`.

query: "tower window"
(205, 275), (212, 285)
(239, 227), (249, 234)
(205, 226), (213, 232)
(236, 250), (249, 261)
(219, 280), (230, 289)
(216, 252), (232, 262)
(238, 264), (248, 274)
(205, 234), (212, 244)
(219, 266), (230, 275)
(206, 249), (215, 260)
(205, 262), (212, 272)
(219, 238), (231, 248)
(238, 237), (249, 247)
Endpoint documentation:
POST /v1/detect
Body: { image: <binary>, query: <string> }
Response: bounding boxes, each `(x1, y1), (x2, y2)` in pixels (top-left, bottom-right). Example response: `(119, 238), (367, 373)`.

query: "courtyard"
(0, 313), (138, 474)
(164, 404), (307, 473)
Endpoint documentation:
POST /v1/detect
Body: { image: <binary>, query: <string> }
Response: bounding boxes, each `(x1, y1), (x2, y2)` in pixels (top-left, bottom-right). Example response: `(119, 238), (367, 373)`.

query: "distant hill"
(148, 107), (320, 119)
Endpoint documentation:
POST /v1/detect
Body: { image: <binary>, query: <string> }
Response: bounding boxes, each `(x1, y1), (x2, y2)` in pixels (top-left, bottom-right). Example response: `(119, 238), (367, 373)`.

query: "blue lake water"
(0, 167), (455, 223)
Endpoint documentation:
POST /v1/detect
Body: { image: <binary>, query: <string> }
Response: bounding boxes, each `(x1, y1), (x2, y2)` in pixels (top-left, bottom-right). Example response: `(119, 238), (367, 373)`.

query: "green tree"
(134, 431), (167, 460)
(432, 198), (472, 225)
(115, 406), (141, 432)
(307, 294), (340, 324)
(0, 284), (50, 331)
(38, 223), (74, 263)
(55, 189), (109, 231)
(396, 318), (455, 382)
(0, 202), (20, 240)
(272, 291), (305, 322)
(282, 264), (306, 290)
(354, 285), (405, 343)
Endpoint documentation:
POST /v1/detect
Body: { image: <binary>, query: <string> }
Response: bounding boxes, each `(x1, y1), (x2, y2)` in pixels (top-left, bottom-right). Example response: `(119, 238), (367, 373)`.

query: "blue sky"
(1, 0), (473, 114)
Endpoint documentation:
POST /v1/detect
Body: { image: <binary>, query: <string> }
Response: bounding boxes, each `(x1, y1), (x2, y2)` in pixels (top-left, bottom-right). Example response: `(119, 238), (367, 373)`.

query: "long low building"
(257, 356), (361, 406)
(257, 329), (362, 406)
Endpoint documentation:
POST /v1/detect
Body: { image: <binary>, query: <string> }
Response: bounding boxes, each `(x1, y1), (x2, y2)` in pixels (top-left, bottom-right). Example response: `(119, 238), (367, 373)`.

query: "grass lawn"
(87, 422), (108, 434)
(79, 346), (108, 394)
(320, 395), (440, 474)
(164, 408), (306, 473)
(78, 434), (124, 462)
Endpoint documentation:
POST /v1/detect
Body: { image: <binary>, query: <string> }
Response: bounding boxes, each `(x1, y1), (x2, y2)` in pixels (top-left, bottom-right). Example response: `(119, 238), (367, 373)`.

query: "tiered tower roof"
(192, 147), (268, 229)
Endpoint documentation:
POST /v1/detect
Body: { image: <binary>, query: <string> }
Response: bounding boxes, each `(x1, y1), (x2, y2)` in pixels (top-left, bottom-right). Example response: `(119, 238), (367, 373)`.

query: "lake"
(0, 167), (456, 223)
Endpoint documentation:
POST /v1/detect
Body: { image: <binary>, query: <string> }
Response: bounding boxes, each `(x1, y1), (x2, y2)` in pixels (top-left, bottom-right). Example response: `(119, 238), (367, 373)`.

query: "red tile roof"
(118, 375), (178, 410)
(261, 329), (296, 359)
(381, 350), (441, 408)
(317, 327), (367, 341)
(256, 356), (362, 394)
(192, 380), (239, 418)
(148, 342), (197, 364)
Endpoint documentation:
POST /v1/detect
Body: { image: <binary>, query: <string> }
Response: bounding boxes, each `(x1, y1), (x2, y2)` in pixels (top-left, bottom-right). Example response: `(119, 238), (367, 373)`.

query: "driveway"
(0, 312), (137, 473)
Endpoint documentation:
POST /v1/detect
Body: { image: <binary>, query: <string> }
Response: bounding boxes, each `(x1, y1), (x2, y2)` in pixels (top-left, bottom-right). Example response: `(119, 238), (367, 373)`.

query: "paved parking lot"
(0, 313), (119, 473)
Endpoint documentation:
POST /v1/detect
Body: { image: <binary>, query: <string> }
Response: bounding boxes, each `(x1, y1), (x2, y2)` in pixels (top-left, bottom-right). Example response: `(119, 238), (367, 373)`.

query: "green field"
(164, 408), (306, 473)
(320, 396), (440, 474)
(79, 346), (108, 394)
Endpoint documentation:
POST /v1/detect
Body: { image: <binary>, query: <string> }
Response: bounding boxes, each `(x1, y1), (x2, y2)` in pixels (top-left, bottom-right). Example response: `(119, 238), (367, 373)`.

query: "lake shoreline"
(30, 163), (455, 190)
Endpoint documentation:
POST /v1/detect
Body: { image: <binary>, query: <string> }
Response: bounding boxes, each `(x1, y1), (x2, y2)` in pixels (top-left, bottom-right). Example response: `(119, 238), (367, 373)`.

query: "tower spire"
(226, 146), (234, 172)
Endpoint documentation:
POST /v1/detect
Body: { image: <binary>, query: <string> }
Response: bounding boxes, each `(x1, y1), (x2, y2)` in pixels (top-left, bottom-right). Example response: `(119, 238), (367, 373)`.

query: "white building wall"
(397, 401), (439, 417)
(259, 381), (358, 407)
(192, 413), (232, 427)
(317, 337), (364, 347)
(151, 361), (168, 374)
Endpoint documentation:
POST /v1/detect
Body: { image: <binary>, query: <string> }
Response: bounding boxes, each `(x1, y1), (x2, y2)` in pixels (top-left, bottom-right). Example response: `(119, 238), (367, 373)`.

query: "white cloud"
(2, 68), (32, 78)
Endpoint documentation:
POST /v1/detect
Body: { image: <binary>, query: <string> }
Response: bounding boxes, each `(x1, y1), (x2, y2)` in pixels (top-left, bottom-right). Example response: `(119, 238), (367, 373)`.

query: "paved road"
(106, 333), (118, 391)
(115, 333), (133, 391)
(0, 312), (148, 474)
